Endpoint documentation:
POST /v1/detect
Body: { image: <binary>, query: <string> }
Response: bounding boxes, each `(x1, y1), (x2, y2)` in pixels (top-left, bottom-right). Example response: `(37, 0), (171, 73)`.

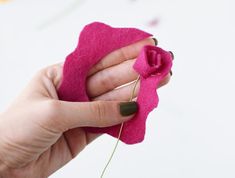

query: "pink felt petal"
(57, 22), (173, 144)
(58, 22), (151, 102)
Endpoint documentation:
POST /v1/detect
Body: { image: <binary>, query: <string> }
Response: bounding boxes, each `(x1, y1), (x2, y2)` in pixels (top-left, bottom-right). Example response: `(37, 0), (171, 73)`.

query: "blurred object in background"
(147, 17), (160, 28)
(0, 0), (9, 4)
(37, 0), (86, 30)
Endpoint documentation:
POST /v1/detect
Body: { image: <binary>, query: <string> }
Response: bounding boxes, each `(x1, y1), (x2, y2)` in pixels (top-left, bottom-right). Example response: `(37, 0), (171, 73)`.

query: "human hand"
(0, 38), (171, 178)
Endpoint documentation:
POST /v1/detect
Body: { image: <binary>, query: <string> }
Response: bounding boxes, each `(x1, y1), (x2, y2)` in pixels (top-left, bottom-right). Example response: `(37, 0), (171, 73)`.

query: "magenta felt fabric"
(58, 22), (173, 144)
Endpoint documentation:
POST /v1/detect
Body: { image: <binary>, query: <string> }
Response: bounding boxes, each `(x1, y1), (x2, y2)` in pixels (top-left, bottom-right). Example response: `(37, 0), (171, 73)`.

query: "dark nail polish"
(170, 70), (173, 76)
(169, 51), (174, 60)
(119, 101), (138, 116)
(152, 38), (158, 46)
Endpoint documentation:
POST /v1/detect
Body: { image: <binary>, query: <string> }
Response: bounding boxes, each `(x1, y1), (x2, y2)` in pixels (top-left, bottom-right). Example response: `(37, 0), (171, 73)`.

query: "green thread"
(100, 75), (140, 178)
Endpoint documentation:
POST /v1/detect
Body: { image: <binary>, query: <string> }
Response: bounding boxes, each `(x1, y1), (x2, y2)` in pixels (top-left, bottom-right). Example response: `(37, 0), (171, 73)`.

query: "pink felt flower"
(58, 22), (173, 144)
(134, 45), (172, 80)
(96, 45), (173, 144)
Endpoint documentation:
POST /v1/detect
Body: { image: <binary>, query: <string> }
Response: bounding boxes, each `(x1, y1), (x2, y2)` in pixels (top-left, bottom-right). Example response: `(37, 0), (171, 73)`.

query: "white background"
(0, 0), (235, 177)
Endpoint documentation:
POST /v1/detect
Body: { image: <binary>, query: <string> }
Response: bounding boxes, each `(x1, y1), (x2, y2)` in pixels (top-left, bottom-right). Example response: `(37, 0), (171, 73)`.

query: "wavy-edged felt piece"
(58, 22), (173, 144)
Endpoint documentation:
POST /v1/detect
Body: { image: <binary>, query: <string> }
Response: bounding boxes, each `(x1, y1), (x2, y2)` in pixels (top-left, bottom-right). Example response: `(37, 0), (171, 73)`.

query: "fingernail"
(169, 51), (174, 60)
(170, 70), (173, 76)
(152, 38), (158, 46)
(119, 101), (138, 116)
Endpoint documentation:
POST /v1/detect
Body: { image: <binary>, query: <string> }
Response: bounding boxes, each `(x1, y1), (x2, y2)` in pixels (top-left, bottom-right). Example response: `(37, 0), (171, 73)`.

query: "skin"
(0, 38), (170, 178)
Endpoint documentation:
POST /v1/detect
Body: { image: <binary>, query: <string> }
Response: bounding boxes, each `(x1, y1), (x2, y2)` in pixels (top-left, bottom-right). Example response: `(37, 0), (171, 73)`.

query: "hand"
(0, 38), (170, 178)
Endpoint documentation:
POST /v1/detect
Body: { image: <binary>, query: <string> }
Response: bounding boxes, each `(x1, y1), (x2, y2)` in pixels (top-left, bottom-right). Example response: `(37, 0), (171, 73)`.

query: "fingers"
(88, 38), (155, 76)
(87, 59), (138, 97)
(43, 38), (155, 96)
(93, 81), (140, 101)
(47, 100), (138, 131)
(92, 74), (171, 101)
(63, 128), (101, 157)
(85, 132), (101, 144)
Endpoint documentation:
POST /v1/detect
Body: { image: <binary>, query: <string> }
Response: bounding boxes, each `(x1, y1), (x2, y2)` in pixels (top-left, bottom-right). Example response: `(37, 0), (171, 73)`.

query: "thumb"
(51, 100), (138, 131)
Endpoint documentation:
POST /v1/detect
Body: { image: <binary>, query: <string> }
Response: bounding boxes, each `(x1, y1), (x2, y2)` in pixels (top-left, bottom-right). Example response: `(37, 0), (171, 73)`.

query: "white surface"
(0, 0), (235, 177)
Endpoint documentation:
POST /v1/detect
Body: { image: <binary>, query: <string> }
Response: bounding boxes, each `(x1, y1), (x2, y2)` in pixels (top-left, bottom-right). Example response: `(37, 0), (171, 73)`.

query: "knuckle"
(39, 100), (65, 132)
(35, 67), (49, 77)
(99, 70), (115, 91)
(43, 100), (60, 119)
(120, 47), (129, 60)
(159, 75), (171, 87)
(91, 101), (107, 127)
(96, 59), (105, 71)
(35, 64), (60, 80)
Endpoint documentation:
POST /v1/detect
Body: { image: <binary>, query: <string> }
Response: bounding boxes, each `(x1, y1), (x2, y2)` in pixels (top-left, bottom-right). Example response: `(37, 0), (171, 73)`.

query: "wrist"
(0, 113), (9, 175)
(0, 117), (4, 170)
(0, 159), (8, 176)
